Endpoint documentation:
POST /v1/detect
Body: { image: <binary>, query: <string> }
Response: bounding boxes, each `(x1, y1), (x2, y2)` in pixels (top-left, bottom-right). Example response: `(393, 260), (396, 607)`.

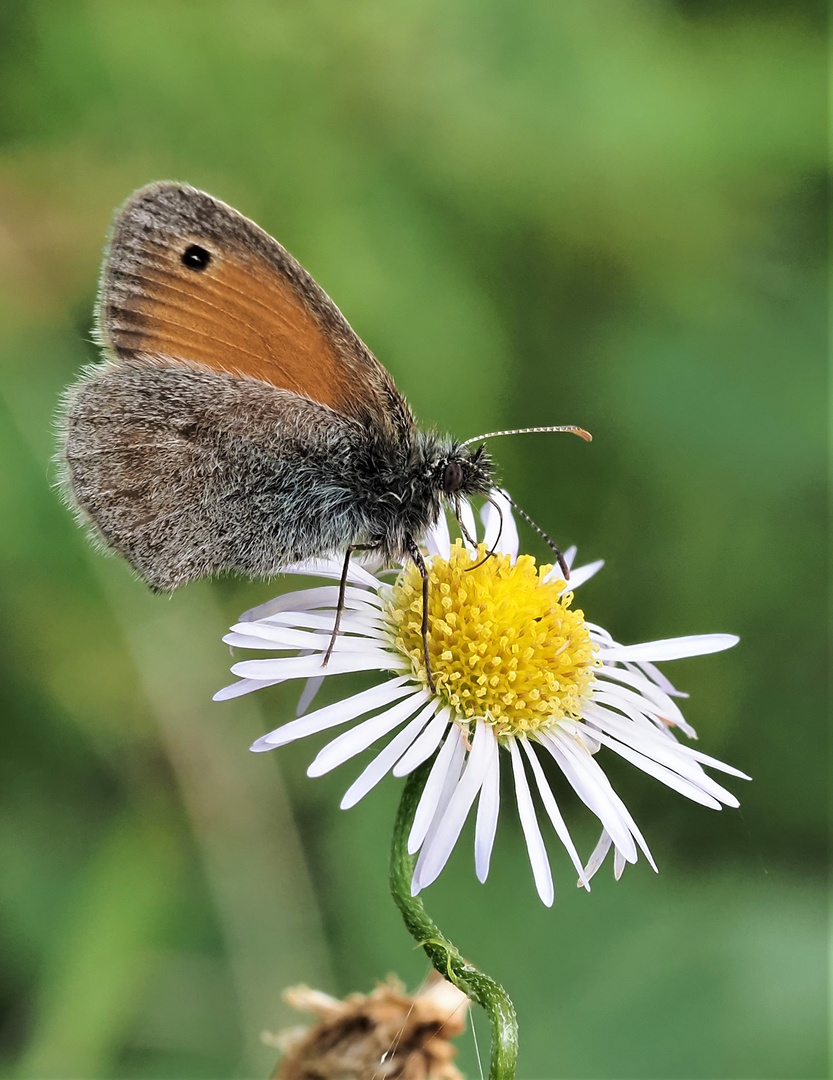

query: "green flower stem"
(390, 761), (518, 1080)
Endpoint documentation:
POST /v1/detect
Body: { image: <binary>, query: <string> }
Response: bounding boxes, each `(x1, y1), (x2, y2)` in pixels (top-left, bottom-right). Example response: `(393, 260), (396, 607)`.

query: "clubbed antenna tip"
(462, 425), (592, 447)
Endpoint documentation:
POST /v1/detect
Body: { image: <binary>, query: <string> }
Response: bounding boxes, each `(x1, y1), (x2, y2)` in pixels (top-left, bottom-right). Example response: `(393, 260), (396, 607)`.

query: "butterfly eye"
(181, 244), (211, 271)
(442, 461), (464, 494)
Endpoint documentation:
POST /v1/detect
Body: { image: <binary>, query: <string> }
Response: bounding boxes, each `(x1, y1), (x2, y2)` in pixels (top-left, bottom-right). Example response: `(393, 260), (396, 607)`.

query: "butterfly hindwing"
(61, 360), (367, 590)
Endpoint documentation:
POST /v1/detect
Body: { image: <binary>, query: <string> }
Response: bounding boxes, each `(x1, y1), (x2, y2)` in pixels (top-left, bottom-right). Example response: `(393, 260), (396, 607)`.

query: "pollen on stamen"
(384, 541), (599, 739)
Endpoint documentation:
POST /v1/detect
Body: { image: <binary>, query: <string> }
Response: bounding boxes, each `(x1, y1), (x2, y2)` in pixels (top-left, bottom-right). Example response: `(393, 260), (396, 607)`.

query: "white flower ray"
(598, 633), (739, 663)
(474, 726), (501, 882)
(425, 507), (451, 558)
(232, 650), (404, 682)
(214, 677), (283, 702)
(583, 830), (613, 883)
(539, 731), (638, 866)
(225, 622), (386, 654)
(408, 721), (468, 854)
(520, 738), (587, 888)
(549, 730), (658, 871)
(412, 730), (468, 894)
(480, 490), (519, 557)
(241, 583), (384, 623)
(340, 701), (438, 810)
(308, 689), (431, 777)
(508, 738), (555, 907)
(412, 720), (493, 893)
(583, 703), (751, 781)
(393, 706), (453, 777)
(596, 665), (689, 726)
(250, 677), (412, 752)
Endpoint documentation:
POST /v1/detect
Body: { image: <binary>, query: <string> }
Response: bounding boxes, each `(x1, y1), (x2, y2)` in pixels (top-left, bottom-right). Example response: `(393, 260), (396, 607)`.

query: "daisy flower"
(216, 493), (747, 906)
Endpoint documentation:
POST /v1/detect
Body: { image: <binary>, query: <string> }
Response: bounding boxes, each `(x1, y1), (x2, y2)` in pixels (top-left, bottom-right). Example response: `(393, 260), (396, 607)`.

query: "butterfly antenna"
(465, 494), (505, 571)
(502, 491), (571, 580)
(461, 425), (592, 447)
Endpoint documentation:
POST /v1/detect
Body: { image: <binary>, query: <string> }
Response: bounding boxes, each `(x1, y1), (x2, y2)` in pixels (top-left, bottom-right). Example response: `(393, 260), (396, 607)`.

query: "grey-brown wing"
(97, 181), (414, 442)
(59, 361), (368, 590)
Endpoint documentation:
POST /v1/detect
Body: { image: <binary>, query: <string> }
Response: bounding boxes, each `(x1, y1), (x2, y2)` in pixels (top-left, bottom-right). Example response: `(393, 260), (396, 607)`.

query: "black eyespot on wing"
(443, 461), (464, 494)
(182, 244), (211, 270)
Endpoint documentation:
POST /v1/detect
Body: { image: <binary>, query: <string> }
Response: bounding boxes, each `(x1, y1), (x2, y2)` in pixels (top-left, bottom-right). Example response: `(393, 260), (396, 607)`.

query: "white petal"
(583, 830), (613, 885)
(425, 509), (452, 558)
(593, 684), (686, 736)
(480, 499), (500, 551)
(226, 625), (383, 654)
(544, 557), (603, 589)
(509, 739), (554, 906)
(585, 727), (725, 809)
(232, 649), (404, 681)
(562, 558), (604, 590)
(480, 489), (519, 557)
(223, 632), (285, 650)
(586, 621), (614, 644)
(541, 545), (576, 584)
(214, 678), (282, 702)
(598, 634), (739, 663)
(234, 610), (385, 637)
(240, 584), (383, 622)
(540, 731), (638, 864)
(393, 707), (453, 776)
(593, 688), (690, 748)
(585, 703), (751, 780)
(297, 675), (324, 717)
(521, 739), (586, 887)
(251, 677), (412, 750)
(632, 659), (689, 699)
(458, 500), (479, 552)
(408, 721), (467, 853)
(411, 730), (468, 893)
(308, 689), (430, 776)
(613, 847), (627, 880)
(413, 720), (493, 891)
(271, 557), (381, 588)
(474, 726), (501, 882)
(596, 666), (687, 725)
(340, 701), (437, 809)
(551, 732), (658, 872)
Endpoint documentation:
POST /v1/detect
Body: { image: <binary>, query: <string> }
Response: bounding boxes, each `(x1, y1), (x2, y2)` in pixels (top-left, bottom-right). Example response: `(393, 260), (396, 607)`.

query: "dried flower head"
(273, 975), (469, 1080)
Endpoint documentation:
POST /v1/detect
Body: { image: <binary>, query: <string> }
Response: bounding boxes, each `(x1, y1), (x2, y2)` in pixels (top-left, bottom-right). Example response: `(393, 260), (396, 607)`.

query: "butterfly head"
(436, 440), (494, 504)
(368, 432), (495, 558)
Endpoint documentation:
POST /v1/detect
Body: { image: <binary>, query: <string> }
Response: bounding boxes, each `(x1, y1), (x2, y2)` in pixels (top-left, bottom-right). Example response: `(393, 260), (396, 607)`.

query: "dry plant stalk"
(272, 974), (470, 1079)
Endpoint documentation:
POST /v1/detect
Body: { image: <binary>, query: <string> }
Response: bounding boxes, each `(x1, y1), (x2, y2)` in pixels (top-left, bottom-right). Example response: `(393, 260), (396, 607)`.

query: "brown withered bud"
(270, 973), (470, 1080)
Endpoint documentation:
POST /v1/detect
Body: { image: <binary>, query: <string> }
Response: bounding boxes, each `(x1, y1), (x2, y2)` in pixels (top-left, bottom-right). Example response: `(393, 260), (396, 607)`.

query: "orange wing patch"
(101, 234), (355, 412)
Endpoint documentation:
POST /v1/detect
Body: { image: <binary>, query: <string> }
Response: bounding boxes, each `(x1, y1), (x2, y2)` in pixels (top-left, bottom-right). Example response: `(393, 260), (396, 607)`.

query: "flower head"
(389, 544), (597, 736)
(217, 492), (747, 905)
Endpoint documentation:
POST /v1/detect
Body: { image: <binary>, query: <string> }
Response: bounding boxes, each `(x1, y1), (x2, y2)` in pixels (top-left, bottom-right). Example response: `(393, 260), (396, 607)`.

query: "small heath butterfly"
(58, 183), (589, 683)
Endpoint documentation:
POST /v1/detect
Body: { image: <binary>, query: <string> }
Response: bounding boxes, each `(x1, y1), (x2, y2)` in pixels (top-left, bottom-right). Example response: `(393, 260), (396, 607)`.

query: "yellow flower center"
(385, 542), (599, 739)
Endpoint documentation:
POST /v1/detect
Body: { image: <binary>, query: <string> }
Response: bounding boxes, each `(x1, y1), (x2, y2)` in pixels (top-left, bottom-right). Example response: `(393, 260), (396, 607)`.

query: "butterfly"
(58, 182), (587, 686)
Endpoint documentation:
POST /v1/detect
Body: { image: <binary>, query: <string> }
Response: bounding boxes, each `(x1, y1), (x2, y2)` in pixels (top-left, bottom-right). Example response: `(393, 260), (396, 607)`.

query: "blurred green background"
(0, 2), (825, 1078)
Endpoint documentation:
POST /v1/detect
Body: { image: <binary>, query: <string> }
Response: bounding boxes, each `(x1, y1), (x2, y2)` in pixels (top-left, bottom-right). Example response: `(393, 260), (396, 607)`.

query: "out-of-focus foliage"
(0, 2), (825, 1078)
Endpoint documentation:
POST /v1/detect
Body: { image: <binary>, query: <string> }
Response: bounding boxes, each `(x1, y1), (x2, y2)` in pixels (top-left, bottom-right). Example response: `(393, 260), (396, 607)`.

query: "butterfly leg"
(323, 543), (379, 667)
(455, 511), (478, 550)
(405, 536), (436, 694)
(459, 493), (505, 571)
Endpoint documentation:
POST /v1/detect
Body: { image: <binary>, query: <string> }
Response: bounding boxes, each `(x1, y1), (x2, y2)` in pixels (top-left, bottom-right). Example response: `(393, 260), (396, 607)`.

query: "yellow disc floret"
(385, 541), (598, 739)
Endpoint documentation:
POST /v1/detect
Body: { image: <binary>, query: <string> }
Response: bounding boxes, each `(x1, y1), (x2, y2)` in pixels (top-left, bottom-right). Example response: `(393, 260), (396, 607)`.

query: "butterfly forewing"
(97, 182), (413, 439)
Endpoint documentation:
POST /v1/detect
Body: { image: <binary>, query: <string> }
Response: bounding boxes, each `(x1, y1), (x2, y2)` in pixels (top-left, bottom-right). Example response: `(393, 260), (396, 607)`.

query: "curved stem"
(390, 761), (518, 1079)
